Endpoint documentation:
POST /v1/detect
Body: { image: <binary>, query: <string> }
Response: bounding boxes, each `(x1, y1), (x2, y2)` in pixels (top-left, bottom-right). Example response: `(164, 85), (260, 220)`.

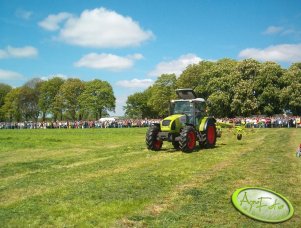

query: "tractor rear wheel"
(179, 126), (196, 153)
(205, 122), (217, 148)
(146, 125), (162, 151)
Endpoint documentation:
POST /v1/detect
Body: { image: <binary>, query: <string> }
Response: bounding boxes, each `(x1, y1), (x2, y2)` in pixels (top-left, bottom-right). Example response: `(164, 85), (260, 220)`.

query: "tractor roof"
(176, 88), (197, 99)
(171, 98), (205, 103)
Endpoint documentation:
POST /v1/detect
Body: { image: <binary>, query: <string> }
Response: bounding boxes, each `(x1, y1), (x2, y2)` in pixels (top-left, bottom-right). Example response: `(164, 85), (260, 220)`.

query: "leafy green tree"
(24, 78), (44, 90)
(207, 59), (239, 91)
(126, 59), (301, 118)
(258, 85), (282, 116)
(0, 83), (12, 106)
(0, 83), (12, 121)
(124, 89), (158, 118)
(78, 79), (115, 120)
(148, 74), (177, 117)
(1, 88), (22, 121)
(207, 91), (231, 117)
(237, 59), (260, 81)
(280, 63), (301, 115)
(39, 77), (65, 121)
(19, 86), (40, 121)
(281, 84), (301, 115)
(231, 80), (258, 117)
(19, 79), (44, 121)
(177, 61), (215, 99)
(254, 62), (284, 115)
(57, 78), (85, 121)
(124, 92), (146, 118)
(206, 59), (239, 117)
(52, 90), (65, 121)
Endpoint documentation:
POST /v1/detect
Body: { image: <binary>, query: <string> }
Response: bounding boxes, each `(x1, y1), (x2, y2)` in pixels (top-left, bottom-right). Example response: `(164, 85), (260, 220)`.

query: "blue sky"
(0, 0), (301, 116)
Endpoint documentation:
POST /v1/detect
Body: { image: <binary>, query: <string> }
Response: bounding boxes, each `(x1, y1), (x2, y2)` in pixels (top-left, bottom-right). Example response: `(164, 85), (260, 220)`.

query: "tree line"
(1, 58), (300, 122)
(124, 59), (301, 118)
(0, 78), (115, 122)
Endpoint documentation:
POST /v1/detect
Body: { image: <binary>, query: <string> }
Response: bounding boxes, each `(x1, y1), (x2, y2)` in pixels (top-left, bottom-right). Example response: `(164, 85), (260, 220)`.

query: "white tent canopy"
(98, 117), (117, 122)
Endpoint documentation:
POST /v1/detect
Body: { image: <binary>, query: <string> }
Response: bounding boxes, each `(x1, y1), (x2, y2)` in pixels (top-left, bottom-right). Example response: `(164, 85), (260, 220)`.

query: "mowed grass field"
(0, 127), (301, 227)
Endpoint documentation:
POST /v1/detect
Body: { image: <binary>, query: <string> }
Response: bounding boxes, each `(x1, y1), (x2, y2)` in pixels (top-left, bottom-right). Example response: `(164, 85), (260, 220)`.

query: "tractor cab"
(170, 89), (206, 126)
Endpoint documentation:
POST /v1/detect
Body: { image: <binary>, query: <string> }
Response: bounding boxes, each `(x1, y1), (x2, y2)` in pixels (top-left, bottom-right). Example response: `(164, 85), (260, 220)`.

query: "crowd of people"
(0, 116), (300, 130)
(0, 119), (161, 129)
(217, 116), (301, 128)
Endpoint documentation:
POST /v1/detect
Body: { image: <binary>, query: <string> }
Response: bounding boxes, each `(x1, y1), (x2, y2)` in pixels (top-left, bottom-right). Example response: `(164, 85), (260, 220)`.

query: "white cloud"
(148, 54), (202, 77)
(263, 25), (301, 37)
(238, 43), (301, 63)
(116, 78), (154, 88)
(0, 69), (23, 80)
(15, 9), (33, 20)
(39, 8), (154, 48)
(0, 46), (38, 59)
(38, 12), (73, 31)
(263, 26), (284, 35)
(74, 53), (143, 71)
(281, 28), (301, 37)
(127, 53), (144, 60)
(109, 95), (128, 116)
(0, 50), (6, 59)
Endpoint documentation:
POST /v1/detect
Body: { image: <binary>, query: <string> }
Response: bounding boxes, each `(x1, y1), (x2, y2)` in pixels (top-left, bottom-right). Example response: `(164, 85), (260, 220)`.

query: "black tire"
(179, 126), (196, 153)
(205, 122), (216, 148)
(237, 133), (242, 140)
(146, 125), (162, 151)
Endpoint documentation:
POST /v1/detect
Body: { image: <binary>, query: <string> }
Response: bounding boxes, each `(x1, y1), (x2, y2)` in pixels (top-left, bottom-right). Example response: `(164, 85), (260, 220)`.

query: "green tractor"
(146, 88), (217, 152)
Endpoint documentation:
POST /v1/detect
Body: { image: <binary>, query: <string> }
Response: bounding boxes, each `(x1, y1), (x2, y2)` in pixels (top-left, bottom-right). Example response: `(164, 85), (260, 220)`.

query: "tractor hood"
(160, 114), (187, 132)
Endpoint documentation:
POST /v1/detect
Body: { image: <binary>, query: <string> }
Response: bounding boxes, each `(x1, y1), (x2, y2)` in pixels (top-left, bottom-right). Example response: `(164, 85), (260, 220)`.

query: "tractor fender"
(199, 117), (216, 132)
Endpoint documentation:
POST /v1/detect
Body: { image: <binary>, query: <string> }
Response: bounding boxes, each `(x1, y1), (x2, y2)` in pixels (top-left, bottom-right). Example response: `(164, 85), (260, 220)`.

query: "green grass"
(0, 128), (301, 227)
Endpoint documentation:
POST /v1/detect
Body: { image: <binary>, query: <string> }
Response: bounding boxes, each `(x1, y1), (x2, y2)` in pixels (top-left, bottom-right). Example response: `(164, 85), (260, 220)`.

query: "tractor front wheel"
(146, 125), (162, 151)
(205, 122), (217, 148)
(179, 126), (196, 153)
